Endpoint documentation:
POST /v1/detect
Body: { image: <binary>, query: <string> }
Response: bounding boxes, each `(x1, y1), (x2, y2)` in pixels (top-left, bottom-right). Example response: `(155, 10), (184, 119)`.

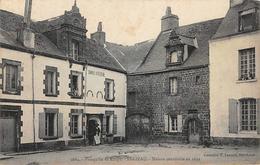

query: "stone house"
(125, 7), (223, 144)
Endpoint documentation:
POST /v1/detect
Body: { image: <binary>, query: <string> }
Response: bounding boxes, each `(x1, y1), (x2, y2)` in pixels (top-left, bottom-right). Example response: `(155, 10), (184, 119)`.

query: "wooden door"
(0, 118), (16, 152)
(188, 119), (200, 144)
(126, 114), (150, 143)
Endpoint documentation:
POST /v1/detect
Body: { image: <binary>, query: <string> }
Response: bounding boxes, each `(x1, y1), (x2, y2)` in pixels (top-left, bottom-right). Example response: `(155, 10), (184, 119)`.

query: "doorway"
(188, 119), (200, 144)
(88, 116), (101, 145)
(0, 116), (16, 152)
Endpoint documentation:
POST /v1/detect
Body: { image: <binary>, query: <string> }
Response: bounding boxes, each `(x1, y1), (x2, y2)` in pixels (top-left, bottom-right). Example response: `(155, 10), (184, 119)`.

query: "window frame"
(104, 78), (115, 101)
(169, 77), (178, 95)
(2, 59), (21, 95)
(238, 48), (256, 81)
(69, 109), (83, 138)
(44, 108), (59, 139)
(69, 71), (83, 99)
(71, 40), (79, 61)
(239, 98), (257, 132)
(44, 66), (59, 97)
(238, 8), (258, 32)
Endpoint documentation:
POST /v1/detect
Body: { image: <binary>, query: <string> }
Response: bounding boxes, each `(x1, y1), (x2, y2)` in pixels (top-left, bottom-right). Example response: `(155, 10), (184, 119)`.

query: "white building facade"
(209, 0), (260, 144)
(0, 0), (126, 152)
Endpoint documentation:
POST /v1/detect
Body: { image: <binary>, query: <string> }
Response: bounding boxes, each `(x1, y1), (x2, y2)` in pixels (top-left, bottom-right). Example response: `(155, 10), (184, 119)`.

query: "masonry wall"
(127, 67), (209, 142)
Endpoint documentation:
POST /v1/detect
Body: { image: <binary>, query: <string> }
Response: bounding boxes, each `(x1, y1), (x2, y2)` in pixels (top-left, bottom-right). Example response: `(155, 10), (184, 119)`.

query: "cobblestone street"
(1, 143), (259, 165)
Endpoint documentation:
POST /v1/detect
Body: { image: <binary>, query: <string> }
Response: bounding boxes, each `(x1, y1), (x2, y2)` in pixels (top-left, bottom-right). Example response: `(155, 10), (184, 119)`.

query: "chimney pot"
(161, 6), (179, 32)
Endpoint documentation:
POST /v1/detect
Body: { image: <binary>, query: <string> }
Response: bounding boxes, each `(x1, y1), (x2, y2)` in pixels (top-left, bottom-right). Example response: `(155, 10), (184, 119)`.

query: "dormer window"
(167, 48), (183, 66)
(239, 8), (257, 32)
(72, 40), (79, 61)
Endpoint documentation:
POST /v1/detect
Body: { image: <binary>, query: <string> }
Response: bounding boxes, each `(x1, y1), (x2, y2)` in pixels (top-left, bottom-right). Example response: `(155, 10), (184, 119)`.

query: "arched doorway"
(126, 114), (150, 143)
(88, 116), (101, 145)
(183, 115), (203, 144)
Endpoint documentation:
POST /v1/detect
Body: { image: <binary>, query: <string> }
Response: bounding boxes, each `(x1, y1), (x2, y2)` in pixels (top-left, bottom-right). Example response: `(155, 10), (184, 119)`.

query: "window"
(104, 111), (117, 135)
(239, 48), (255, 80)
(69, 109), (83, 137)
(46, 71), (56, 95)
(104, 79), (115, 101)
(170, 51), (178, 63)
(44, 66), (59, 96)
(69, 71), (83, 98)
(164, 114), (183, 133)
(45, 113), (56, 137)
(2, 59), (21, 94)
(229, 98), (259, 134)
(128, 92), (136, 108)
(39, 109), (63, 139)
(195, 75), (201, 85)
(240, 99), (256, 131)
(72, 40), (79, 61)
(239, 8), (257, 32)
(171, 116), (178, 132)
(106, 115), (111, 134)
(169, 77), (178, 95)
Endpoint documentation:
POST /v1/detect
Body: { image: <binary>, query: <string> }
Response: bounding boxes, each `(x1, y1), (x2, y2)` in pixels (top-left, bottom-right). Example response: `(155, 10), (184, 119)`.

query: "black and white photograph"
(0, 0), (259, 164)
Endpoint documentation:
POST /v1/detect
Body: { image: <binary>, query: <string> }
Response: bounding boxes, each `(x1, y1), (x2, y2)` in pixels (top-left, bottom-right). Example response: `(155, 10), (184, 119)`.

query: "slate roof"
(212, 0), (260, 39)
(0, 9), (125, 73)
(105, 40), (154, 73)
(134, 18), (223, 74)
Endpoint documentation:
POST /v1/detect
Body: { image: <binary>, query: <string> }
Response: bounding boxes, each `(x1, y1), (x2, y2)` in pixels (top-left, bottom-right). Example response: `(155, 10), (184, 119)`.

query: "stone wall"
(127, 66), (209, 143)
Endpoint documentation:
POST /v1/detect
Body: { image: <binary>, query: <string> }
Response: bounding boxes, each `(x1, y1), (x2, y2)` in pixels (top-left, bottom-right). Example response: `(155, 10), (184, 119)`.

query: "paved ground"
(0, 143), (259, 165)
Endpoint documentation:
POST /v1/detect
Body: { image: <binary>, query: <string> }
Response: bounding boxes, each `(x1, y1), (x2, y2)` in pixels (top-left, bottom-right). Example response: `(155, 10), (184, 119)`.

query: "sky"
(0, 0), (229, 45)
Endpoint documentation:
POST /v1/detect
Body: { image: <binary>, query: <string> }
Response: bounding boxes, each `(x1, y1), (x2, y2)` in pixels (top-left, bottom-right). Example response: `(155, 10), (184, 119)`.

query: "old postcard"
(0, 0), (259, 164)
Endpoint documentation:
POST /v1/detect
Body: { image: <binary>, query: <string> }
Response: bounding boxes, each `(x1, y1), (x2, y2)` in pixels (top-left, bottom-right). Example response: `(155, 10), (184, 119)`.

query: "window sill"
(105, 98), (115, 102)
(2, 90), (20, 95)
(45, 94), (58, 97)
(42, 136), (58, 140)
(239, 131), (257, 134)
(70, 135), (83, 139)
(169, 93), (178, 96)
(236, 79), (257, 84)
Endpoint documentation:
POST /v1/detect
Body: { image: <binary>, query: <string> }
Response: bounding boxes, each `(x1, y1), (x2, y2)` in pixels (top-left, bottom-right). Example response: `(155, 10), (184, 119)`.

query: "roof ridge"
(179, 17), (224, 29)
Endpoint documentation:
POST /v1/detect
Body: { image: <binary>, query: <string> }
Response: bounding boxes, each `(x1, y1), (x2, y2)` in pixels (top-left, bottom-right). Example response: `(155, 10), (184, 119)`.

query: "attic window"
(169, 50), (183, 65)
(239, 8), (257, 32)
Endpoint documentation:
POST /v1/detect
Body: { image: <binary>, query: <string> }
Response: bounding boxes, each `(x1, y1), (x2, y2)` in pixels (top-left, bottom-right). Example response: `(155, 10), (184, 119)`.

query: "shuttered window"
(69, 109), (83, 137)
(229, 98), (259, 134)
(240, 99), (257, 131)
(103, 111), (117, 135)
(164, 114), (182, 133)
(39, 109), (63, 139)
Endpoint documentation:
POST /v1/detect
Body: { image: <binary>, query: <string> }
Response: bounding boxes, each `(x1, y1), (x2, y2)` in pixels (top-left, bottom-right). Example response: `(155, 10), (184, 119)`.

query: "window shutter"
(102, 115), (107, 135)
(169, 116), (172, 131)
(58, 113), (63, 138)
(229, 99), (238, 133)
(257, 99), (260, 134)
(164, 114), (169, 132)
(5, 65), (11, 90)
(39, 113), (46, 139)
(177, 115), (183, 132)
(113, 114), (117, 134)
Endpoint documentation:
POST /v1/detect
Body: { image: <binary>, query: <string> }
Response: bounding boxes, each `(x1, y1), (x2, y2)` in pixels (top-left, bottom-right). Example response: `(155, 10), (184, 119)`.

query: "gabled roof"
(105, 40), (154, 73)
(0, 9), (126, 73)
(133, 18), (223, 74)
(212, 0), (260, 39)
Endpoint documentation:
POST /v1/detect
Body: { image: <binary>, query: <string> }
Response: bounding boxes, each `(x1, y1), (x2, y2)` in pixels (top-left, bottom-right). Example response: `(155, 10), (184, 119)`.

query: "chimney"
(18, 0), (35, 49)
(161, 7), (179, 32)
(230, 0), (245, 7)
(91, 22), (106, 47)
